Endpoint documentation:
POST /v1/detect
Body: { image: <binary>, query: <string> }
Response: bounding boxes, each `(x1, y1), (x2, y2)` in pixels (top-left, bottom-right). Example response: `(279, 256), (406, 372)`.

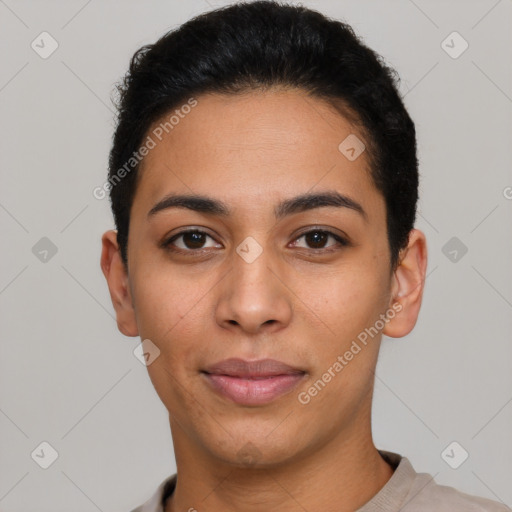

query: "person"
(99, 1), (510, 511)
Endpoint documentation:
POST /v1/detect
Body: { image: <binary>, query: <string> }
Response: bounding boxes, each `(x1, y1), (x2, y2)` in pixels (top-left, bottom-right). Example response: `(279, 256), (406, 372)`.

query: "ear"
(383, 228), (428, 338)
(100, 230), (139, 337)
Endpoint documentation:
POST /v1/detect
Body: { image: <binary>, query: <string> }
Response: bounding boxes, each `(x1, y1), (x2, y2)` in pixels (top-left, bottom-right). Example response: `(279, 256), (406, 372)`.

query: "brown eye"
(292, 230), (348, 251)
(180, 231), (207, 249)
(304, 231), (329, 249)
(163, 230), (221, 252)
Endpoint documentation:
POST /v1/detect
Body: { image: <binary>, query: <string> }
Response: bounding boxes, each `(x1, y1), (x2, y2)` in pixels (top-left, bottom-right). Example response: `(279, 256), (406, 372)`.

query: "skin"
(101, 88), (427, 512)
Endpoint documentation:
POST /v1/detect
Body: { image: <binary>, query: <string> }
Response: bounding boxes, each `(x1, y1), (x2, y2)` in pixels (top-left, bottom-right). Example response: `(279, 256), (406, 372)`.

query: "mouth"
(201, 358), (307, 406)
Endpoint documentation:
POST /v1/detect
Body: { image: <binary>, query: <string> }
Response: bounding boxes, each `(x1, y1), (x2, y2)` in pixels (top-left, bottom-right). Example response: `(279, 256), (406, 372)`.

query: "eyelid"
(293, 225), (349, 241)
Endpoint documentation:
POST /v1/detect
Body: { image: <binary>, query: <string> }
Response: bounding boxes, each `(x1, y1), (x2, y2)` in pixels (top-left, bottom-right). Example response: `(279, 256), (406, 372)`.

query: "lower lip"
(202, 372), (306, 406)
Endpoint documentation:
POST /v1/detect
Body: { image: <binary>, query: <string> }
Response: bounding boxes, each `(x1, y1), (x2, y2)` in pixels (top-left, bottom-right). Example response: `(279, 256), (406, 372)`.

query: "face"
(101, 88), (426, 468)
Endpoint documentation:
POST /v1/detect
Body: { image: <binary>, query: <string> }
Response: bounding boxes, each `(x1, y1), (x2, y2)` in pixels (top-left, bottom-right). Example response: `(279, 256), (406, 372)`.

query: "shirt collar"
(136, 451), (415, 512)
(357, 451), (416, 511)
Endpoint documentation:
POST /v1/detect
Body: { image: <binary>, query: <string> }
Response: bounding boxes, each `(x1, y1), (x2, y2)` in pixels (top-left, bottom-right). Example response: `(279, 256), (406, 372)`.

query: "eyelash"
(161, 228), (349, 255)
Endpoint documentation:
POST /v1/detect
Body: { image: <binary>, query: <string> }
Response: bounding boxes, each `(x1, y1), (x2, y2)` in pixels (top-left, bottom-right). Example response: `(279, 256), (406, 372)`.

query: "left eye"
(291, 230), (347, 250)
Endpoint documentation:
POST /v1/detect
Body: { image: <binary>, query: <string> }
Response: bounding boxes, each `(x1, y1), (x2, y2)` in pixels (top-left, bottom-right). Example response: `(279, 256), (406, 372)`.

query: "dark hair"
(108, 0), (418, 271)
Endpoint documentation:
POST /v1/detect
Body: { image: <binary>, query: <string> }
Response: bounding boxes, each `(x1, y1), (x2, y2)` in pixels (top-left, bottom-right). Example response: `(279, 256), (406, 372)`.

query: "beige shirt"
(131, 451), (510, 512)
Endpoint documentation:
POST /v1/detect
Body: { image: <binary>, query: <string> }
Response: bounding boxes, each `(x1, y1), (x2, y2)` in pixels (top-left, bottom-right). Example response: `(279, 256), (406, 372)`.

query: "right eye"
(162, 229), (222, 253)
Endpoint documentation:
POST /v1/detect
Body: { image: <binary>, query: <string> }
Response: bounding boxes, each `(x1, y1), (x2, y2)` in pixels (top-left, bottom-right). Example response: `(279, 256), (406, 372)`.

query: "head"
(101, 1), (427, 468)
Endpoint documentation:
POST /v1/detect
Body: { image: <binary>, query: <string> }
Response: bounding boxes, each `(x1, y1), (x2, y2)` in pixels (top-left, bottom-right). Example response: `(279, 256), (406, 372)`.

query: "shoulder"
(365, 451), (510, 512)
(402, 464), (510, 512)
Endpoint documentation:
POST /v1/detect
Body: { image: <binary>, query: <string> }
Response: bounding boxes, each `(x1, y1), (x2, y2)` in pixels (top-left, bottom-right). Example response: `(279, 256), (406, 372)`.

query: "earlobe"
(100, 230), (139, 337)
(383, 229), (428, 338)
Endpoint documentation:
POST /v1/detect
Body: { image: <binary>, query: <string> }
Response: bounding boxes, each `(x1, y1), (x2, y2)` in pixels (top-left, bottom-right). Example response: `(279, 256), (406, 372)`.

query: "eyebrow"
(147, 190), (367, 222)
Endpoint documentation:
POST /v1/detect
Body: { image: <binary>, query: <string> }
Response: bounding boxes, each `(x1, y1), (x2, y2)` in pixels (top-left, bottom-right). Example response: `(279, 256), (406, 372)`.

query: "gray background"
(1, 0), (511, 510)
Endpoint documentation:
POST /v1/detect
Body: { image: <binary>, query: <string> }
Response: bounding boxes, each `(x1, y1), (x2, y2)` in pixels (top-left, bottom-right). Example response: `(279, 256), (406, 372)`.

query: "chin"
(204, 433), (302, 469)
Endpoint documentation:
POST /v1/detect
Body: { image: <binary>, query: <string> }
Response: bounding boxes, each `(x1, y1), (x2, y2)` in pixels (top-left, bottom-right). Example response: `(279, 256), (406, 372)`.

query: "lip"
(202, 358), (306, 406)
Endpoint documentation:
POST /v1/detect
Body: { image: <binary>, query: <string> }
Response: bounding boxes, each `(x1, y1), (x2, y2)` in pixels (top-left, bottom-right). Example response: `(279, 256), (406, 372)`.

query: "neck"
(165, 407), (394, 512)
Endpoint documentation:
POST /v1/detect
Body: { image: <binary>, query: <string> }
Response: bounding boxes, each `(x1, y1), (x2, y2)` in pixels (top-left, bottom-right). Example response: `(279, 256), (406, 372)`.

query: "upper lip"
(202, 358), (305, 378)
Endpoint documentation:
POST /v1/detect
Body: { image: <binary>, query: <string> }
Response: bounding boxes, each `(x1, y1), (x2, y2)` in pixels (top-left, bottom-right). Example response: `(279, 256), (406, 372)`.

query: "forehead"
(133, 89), (380, 217)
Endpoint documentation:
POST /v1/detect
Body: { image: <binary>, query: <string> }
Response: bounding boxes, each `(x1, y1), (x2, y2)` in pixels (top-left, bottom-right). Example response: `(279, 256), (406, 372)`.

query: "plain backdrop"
(1, 0), (511, 511)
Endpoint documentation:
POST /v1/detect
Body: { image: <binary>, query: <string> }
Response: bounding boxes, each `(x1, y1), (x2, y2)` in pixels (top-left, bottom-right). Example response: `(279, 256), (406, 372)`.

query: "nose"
(215, 246), (293, 335)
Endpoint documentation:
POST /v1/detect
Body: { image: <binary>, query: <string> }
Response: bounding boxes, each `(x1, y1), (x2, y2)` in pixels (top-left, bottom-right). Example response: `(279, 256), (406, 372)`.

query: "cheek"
(302, 266), (388, 349)
(136, 277), (213, 414)
(296, 272), (386, 421)
(131, 267), (220, 378)
(131, 267), (209, 343)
